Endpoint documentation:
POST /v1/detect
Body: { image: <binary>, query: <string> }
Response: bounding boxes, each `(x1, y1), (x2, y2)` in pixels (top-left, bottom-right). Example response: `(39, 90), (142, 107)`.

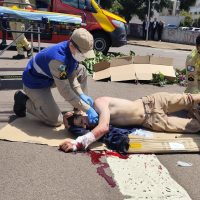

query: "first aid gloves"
(80, 94), (94, 107)
(86, 107), (99, 124)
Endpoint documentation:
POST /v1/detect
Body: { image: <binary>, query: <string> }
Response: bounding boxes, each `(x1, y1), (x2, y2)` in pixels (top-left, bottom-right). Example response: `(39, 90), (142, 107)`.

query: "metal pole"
(38, 26), (41, 52)
(30, 25), (33, 57)
(146, 0), (151, 41)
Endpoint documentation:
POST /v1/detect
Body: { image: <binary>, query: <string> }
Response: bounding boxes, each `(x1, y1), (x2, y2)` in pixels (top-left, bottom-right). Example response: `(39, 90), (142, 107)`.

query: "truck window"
(61, 0), (96, 12)
(35, 0), (50, 9)
(62, 0), (78, 8)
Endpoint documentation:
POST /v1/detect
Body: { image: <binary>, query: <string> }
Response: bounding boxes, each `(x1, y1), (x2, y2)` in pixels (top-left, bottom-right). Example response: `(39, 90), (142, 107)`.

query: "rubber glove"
(80, 94), (94, 107)
(86, 107), (99, 124)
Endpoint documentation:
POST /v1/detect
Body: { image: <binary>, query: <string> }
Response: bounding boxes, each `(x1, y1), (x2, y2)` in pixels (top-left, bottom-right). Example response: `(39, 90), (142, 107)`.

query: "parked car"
(179, 27), (189, 30)
(190, 27), (200, 32)
(165, 24), (178, 29)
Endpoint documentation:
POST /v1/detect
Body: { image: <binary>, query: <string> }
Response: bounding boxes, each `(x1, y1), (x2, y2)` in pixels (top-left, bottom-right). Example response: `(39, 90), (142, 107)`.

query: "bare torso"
(108, 97), (145, 126)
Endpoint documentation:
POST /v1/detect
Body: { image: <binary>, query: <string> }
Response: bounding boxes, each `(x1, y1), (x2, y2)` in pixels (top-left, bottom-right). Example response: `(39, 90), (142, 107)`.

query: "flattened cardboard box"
(128, 132), (200, 153)
(93, 55), (176, 81)
(93, 56), (133, 80)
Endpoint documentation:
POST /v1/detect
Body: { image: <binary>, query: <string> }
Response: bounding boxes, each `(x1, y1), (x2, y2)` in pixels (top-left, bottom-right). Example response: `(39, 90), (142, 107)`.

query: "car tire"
(93, 32), (110, 55)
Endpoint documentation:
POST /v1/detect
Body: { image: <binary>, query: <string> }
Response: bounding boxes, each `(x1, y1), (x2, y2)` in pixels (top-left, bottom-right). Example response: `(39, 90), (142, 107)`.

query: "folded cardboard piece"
(0, 114), (106, 151)
(128, 132), (200, 153)
(93, 55), (176, 82)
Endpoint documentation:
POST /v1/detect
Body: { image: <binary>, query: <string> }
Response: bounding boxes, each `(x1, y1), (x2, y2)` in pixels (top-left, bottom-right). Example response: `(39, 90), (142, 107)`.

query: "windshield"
(62, 0), (96, 12)
(94, 0), (101, 7)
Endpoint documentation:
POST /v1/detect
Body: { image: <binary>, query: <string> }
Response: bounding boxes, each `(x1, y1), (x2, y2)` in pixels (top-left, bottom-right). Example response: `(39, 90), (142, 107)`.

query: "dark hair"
(67, 114), (82, 127)
(196, 34), (200, 45)
(67, 114), (90, 137)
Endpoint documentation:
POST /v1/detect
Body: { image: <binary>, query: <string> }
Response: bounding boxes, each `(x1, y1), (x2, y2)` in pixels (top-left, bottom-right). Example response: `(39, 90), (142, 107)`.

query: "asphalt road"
(0, 45), (200, 200)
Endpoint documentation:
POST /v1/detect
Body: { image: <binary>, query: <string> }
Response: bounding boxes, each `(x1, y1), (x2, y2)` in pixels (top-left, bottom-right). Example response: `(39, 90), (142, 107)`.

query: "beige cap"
(70, 28), (95, 59)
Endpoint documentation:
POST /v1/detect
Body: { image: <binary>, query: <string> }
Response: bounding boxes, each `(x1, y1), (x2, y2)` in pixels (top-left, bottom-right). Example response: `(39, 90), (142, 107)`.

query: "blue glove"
(80, 94), (94, 107)
(86, 107), (99, 124)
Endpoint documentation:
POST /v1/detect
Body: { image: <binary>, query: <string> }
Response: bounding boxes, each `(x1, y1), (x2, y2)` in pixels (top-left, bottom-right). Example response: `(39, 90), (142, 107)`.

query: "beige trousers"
(23, 65), (87, 127)
(9, 21), (31, 55)
(142, 92), (200, 133)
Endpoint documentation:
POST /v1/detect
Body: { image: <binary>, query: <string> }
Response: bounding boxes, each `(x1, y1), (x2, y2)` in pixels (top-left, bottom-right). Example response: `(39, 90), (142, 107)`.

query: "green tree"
(100, 0), (113, 9)
(179, 0), (196, 11)
(179, 10), (193, 27)
(100, 0), (172, 22)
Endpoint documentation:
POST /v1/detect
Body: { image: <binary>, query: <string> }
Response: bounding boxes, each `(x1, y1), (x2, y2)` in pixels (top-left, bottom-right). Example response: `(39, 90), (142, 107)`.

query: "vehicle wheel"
(93, 32), (110, 55)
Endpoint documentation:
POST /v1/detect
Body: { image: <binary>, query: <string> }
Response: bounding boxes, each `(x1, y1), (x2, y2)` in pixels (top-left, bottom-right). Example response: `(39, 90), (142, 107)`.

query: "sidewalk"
(127, 38), (194, 51)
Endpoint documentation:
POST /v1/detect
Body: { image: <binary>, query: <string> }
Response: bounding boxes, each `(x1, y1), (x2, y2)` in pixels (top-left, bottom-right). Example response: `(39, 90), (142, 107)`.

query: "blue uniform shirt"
(23, 41), (78, 89)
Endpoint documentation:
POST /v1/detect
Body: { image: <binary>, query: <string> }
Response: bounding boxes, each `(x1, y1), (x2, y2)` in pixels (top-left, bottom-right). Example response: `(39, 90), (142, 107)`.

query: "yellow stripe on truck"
(91, 0), (115, 32)
(101, 9), (126, 23)
(92, 12), (115, 32)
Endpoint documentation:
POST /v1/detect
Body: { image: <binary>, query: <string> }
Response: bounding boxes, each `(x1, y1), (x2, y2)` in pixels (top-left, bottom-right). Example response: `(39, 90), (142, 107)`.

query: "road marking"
(107, 154), (191, 200)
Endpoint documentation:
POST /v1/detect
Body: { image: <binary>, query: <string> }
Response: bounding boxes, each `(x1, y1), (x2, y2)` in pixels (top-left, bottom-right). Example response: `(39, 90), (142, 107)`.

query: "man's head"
(196, 34), (200, 53)
(63, 112), (95, 129)
(69, 28), (95, 62)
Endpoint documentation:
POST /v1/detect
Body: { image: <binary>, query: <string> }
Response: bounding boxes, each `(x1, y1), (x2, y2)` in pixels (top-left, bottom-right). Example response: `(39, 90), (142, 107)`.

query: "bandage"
(72, 132), (96, 151)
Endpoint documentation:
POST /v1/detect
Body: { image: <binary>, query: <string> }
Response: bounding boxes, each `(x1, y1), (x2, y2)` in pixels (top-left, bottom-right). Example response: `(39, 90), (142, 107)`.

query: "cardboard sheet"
(0, 114), (106, 150)
(93, 55), (176, 82)
(128, 132), (200, 153)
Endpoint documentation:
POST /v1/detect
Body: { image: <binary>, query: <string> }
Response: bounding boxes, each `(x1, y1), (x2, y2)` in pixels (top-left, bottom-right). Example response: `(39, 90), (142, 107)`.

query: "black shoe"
(27, 49), (32, 58)
(12, 54), (25, 60)
(0, 41), (7, 46)
(13, 91), (29, 117)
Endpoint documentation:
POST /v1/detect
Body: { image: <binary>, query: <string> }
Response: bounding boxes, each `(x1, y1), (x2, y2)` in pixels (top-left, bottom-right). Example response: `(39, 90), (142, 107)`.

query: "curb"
(127, 41), (192, 51)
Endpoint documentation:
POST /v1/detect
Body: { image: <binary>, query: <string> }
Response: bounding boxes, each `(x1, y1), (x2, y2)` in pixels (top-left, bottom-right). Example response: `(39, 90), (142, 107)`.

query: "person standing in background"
(3, 0), (32, 59)
(157, 20), (164, 41)
(142, 18), (148, 40)
(150, 18), (158, 41)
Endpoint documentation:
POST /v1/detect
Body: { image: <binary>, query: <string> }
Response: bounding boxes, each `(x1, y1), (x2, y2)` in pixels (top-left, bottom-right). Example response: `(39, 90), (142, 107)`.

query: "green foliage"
(179, 10), (190, 17)
(179, 11), (193, 27)
(82, 50), (186, 88)
(109, 0), (123, 14)
(152, 72), (167, 87)
(175, 68), (186, 86)
(152, 68), (186, 87)
(192, 17), (200, 27)
(179, 0), (196, 11)
(81, 50), (134, 75)
(184, 17), (193, 27)
(100, 0), (172, 22)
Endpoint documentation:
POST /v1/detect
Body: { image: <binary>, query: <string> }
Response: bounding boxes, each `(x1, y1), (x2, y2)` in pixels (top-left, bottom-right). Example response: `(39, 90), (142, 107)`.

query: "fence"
(128, 23), (199, 45)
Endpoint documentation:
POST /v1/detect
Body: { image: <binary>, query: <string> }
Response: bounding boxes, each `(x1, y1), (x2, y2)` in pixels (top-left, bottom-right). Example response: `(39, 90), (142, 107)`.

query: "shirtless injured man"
(59, 92), (200, 153)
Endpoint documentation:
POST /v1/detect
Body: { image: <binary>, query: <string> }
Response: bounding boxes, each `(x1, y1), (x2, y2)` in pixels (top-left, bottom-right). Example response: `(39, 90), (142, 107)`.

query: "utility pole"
(146, 0), (151, 41)
(146, 0), (160, 41)
(172, 0), (177, 15)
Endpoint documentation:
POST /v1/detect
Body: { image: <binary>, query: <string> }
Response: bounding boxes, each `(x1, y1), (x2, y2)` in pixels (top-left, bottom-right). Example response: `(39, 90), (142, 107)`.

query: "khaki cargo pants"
(142, 92), (200, 133)
(9, 21), (31, 55)
(23, 65), (87, 127)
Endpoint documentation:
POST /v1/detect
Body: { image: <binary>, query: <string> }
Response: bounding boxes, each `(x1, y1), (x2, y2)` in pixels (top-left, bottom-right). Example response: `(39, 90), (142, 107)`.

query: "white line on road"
(107, 154), (191, 200)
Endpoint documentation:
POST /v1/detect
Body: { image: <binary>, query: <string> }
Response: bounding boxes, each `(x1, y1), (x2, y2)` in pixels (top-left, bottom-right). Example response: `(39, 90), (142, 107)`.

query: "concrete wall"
(129, 23), (200, 45)
(162, 29), (199, 45)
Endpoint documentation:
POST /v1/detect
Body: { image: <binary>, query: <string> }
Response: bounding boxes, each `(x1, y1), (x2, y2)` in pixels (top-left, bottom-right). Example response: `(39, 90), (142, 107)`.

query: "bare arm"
(59, 97), (111, 152)
(91, 97), (110, 140)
